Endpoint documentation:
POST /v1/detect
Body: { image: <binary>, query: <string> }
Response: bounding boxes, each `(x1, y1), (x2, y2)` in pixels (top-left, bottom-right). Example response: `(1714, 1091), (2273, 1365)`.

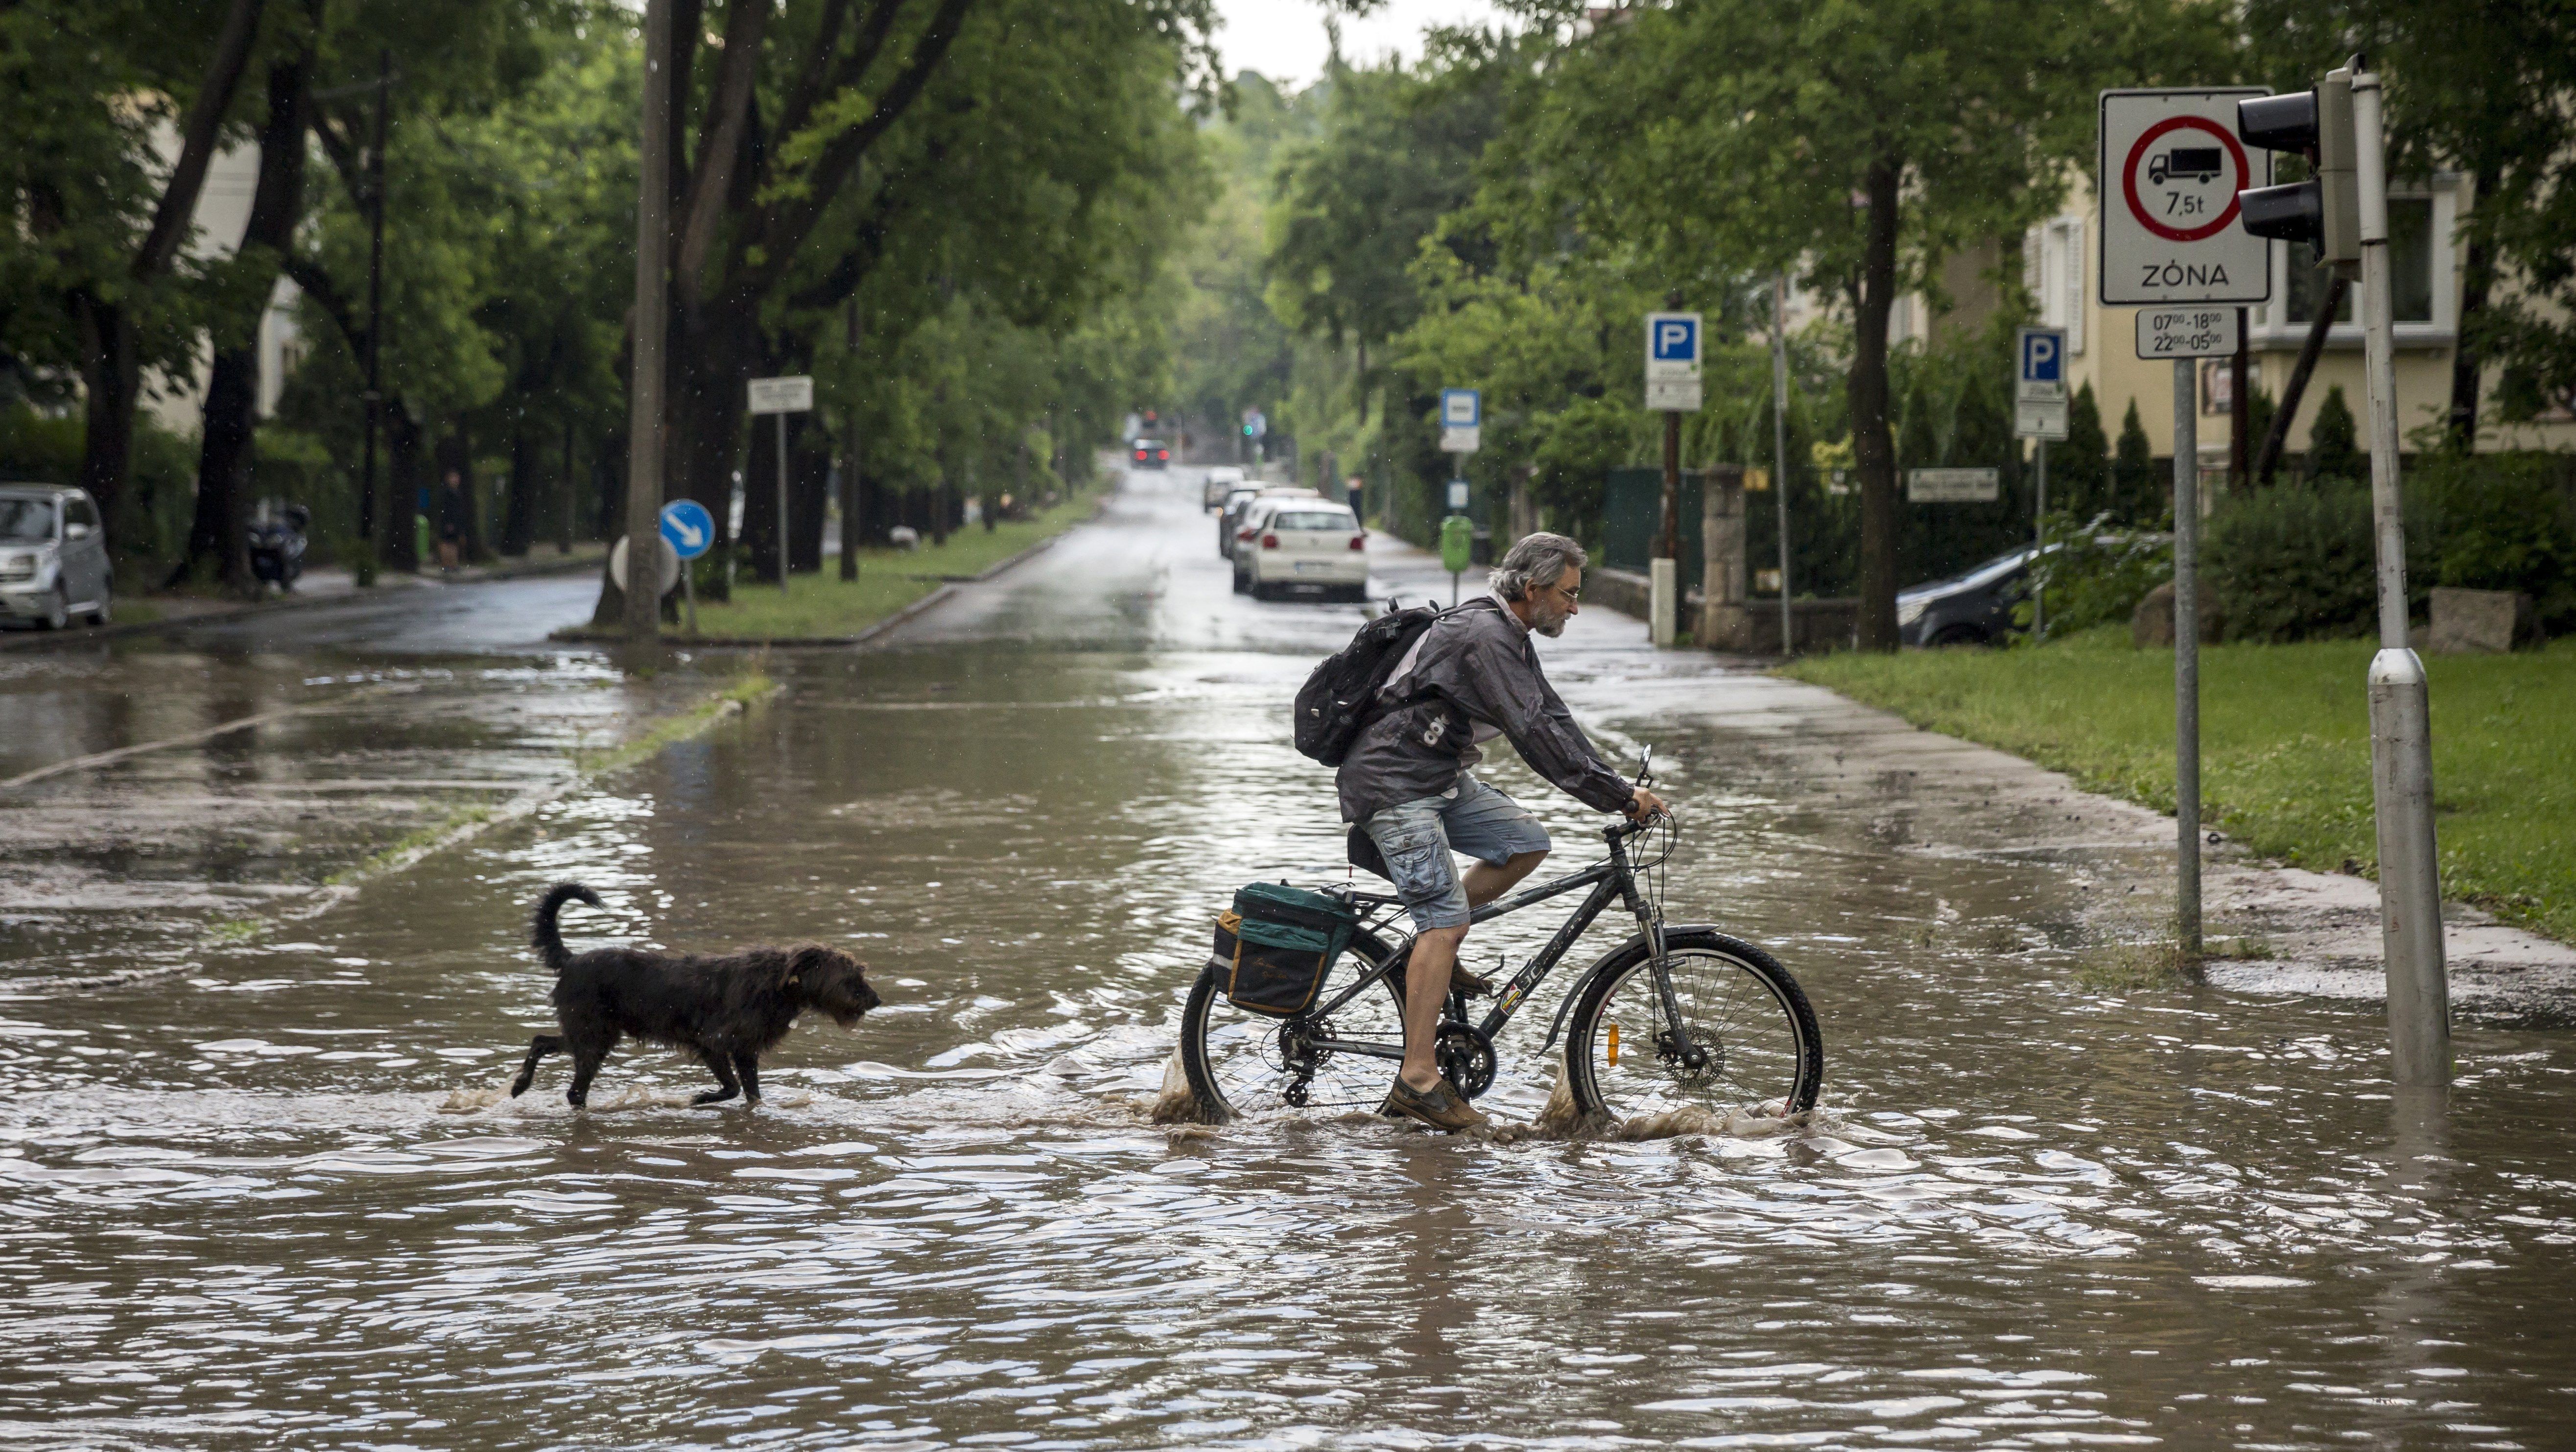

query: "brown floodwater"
(0, 475), (2570, 1449)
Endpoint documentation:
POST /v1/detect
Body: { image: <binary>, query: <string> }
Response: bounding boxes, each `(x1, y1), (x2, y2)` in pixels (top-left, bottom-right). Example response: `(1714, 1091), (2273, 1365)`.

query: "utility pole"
(356, 48), (390, 585)
(2350, 58), (2449, 1086)
(621, 0), (672, 644)
(841, 301), (861, 582)
(1771, 275), (1794, 655)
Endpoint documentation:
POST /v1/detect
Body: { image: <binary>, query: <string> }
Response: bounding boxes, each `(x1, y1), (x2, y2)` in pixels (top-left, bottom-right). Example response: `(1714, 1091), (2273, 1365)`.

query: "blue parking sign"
(1651, 315), (1699, 363)
(2015, 326), (2067, 403)
(659, 499), (715, 561)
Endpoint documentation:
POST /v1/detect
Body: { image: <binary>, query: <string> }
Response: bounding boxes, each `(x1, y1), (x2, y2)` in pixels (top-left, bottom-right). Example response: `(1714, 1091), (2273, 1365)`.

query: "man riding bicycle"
(1341, 532), (1665, 1132)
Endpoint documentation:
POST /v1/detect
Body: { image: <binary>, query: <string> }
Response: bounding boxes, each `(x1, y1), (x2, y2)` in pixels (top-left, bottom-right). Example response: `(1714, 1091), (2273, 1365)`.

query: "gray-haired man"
(1337, 531), (1665, 1131)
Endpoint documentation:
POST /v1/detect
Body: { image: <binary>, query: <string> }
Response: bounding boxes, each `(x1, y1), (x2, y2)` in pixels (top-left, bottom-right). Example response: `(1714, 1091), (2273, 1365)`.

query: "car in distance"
(0, 484), (113, 630)
(1237, 499), (1368, 602)
(1201, 465), (1246, 511)
(1130, 437), (1170, 470)
(1221, 486), (1319, 563)
(1896, 545), (2038, 647)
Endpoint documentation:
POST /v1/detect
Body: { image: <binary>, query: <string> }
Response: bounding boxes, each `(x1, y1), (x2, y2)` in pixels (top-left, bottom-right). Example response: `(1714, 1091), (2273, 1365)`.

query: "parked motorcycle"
(248, 503), (309, 592)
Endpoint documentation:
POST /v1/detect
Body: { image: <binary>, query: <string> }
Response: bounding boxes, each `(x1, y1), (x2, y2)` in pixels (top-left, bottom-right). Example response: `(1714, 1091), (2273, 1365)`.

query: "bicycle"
(1179, 752), (1824, 1128)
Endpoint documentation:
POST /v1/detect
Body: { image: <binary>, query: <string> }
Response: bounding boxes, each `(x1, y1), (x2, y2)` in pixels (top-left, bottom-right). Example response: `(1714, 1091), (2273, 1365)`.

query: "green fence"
(1600, 467), (1706, 596)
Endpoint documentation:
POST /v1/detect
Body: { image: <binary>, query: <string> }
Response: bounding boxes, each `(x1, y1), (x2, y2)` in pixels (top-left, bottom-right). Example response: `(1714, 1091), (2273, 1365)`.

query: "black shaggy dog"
(510, 882), (880, 1109)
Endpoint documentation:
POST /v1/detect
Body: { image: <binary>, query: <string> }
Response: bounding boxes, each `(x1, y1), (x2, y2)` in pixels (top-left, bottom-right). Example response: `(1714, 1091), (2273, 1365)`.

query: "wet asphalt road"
(1, 468), (2573, 1449)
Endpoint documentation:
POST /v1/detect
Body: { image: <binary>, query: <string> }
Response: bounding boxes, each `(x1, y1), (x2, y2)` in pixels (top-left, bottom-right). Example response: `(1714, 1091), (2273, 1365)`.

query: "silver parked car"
(0, 484), (114, 630)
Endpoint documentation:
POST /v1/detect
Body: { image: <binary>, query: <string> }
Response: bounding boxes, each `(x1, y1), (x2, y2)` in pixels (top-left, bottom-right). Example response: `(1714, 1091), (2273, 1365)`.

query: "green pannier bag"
(1210, 882), (1360, 1016)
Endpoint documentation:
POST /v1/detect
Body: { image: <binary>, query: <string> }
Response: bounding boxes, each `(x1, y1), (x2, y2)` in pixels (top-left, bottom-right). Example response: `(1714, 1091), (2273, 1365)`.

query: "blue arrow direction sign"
(659, 499), (715, 561)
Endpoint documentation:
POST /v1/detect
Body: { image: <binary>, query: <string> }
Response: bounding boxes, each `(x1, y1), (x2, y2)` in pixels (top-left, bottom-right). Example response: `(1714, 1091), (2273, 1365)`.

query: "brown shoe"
(1448, 965), (1494, 999)
(1386, 1076), (1489, 1133)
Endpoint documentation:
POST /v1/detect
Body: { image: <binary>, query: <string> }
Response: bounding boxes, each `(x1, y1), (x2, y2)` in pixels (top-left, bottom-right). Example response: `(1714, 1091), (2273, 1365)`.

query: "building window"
(2284, 197), (2434, 324)
(2024, 215), (2086, 356)
(2253, 180), (2456, 348)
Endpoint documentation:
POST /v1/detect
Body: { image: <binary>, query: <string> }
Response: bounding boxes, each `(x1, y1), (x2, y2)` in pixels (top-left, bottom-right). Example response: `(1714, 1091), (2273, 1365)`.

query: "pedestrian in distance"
(435, 468), (471, 572)
(1338, 531), (1665, 1132)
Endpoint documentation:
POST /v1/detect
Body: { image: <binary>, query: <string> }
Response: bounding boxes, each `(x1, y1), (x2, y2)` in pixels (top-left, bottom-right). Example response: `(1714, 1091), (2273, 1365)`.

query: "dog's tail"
(531, 882), (603, 973)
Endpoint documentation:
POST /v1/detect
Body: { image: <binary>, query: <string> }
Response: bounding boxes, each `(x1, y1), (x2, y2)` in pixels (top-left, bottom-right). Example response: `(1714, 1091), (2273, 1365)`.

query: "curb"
(547, 496), (1102, 648)
(0, 549), (609, 651)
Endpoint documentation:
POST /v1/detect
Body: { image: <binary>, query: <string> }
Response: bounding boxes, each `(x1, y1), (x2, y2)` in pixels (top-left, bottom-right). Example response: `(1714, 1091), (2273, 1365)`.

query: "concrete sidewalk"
(0, 543), (608, 651)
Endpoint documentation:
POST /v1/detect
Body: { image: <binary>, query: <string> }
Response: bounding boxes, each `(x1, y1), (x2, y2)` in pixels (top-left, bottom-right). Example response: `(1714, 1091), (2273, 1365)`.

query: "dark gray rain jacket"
(1334, 594), (1635, 823)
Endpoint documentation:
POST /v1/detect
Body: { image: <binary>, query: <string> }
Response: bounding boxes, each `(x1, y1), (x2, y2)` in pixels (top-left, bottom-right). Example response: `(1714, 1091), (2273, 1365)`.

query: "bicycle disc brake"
(1435, 1022), (1497, 1100)
(1654, 1023), (1723, 1088)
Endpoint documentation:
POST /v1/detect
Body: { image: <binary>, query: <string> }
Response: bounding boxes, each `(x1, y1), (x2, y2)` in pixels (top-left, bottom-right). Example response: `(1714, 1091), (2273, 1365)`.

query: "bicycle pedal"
(1449, 968), (1494, 1000)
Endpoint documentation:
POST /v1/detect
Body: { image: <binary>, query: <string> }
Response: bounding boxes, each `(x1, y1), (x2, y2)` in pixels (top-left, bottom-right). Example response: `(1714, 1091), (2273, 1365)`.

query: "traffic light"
(2235, 66), (2359, 268)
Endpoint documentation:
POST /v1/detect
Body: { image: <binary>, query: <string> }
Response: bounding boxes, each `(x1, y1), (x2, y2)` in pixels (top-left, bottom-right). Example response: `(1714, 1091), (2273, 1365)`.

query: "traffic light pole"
(2351, 62), (2449, 1086)
(2172, 359), (2201, 958)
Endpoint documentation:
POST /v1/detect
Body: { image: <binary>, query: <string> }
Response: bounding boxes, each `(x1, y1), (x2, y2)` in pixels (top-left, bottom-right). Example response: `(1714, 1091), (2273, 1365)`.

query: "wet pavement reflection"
(0, 471), (2570, 1449)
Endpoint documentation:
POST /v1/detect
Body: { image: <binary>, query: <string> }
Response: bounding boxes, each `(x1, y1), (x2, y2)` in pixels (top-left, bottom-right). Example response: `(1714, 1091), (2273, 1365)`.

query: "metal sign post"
(748, 375), (815, 591)
(2101, 86), (2272, 959)
(1644, 308), (1702, 647)
(2014, 326), (2070, 638)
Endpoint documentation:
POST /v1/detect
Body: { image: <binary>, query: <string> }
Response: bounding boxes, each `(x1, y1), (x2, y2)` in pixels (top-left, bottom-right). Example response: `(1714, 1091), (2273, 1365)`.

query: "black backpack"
(1292, 602), (1442, 766)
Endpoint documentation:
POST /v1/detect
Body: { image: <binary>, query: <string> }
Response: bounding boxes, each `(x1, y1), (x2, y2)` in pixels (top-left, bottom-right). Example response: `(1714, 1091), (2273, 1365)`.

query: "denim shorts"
(1363, 777), (1552, 931)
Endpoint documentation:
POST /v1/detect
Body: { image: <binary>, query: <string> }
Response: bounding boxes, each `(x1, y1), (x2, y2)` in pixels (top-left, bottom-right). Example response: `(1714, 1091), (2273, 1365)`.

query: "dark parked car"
(1897, 545), (2037, 647)
(1130, 437), (1170, 470)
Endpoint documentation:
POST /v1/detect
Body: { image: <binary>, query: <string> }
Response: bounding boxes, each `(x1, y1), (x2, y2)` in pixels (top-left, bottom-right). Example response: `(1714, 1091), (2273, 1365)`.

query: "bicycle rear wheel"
(1564, 929), (1821, 1124)
(1180, 935), (1406, 1121)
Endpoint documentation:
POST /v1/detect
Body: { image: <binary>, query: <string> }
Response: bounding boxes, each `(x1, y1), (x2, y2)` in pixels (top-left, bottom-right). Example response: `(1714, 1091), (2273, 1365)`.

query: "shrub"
(2306, 384), (2362, 482)
(2205, 482), (2380, 642)
(2410, 451), (2576, 631)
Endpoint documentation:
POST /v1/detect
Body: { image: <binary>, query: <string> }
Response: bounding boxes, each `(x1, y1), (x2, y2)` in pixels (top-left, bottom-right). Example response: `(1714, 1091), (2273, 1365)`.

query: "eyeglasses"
(1547, 580), (1582, 603)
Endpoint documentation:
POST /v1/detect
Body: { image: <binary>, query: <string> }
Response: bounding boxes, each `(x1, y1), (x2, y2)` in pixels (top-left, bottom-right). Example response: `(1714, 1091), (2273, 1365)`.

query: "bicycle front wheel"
(1179, 934), (1406, 1121)
(1564, 929), (1821, 1124)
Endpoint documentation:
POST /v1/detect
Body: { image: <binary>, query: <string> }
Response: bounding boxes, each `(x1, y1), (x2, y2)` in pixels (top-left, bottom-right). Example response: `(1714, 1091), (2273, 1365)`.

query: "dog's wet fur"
(510, 883), (880, 1109)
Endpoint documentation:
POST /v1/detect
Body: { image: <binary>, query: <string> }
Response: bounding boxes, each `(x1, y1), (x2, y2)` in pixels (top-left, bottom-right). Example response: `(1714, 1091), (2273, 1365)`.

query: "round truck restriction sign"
(2122, 115), (2251, 243)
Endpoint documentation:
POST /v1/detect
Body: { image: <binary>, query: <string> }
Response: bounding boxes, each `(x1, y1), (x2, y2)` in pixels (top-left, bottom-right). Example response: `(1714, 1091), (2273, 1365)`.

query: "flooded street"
(2, 469), (2572, 1449)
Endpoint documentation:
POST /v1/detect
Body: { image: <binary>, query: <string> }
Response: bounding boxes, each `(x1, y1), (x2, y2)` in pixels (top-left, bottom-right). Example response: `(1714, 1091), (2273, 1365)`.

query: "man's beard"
(1533, 608), (1571, 638)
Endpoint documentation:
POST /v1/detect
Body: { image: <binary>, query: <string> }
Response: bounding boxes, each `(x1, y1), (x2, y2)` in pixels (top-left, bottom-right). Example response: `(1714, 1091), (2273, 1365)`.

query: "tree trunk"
(173, 348), (260, 591)
(77, 0), (269, 551)
(1849, 154), (1904, 650)
(2255, 272), (2349, 485)
(2445, 164), (2501, 451)
(743, 410), (784, 582)
(72, 293), (140, 546)
(555, 414), (575, 554)
(175, 52), (308, 593)
(384, 405), (423, 571)
(790, 418), (829, 571)
(501, 414), (536, 556)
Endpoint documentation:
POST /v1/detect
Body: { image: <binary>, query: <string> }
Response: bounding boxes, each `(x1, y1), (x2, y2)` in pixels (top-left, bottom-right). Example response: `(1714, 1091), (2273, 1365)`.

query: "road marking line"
(0, 684), (404, 794)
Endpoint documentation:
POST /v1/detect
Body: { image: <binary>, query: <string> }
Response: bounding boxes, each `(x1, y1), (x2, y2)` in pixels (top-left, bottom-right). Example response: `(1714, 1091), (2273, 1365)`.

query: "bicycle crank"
(1435, 1022), (1497, 1100)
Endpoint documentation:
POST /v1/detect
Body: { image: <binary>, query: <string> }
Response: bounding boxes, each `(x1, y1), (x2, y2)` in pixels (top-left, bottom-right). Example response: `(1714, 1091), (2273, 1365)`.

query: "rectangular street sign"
(1645, 311), (1702, 411)
(1645, 379), (1703, 411)
(1907, 467), (2001, 503)
(1440, 388), (1481, 452)
(2016, 399), (2071, 441)
(2016, 326), (2068, 404)
(747, 375), (814, 414)
(2135, 305), (2242, 359)
(1644, 312), (1701, 381)
(2099, 88), (2272, 305)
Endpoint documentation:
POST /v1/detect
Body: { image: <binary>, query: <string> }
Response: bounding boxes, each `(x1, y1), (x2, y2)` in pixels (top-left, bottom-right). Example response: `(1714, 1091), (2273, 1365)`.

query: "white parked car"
(1236, 499), (1368, 602)
(0, 485), (113, 630)
(1201, 465), (1246, 511)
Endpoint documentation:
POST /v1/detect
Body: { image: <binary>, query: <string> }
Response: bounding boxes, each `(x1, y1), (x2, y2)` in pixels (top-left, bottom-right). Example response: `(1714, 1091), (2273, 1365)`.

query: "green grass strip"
(1783, 629), (2576, 945)
(675, 494), (1097, 640)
